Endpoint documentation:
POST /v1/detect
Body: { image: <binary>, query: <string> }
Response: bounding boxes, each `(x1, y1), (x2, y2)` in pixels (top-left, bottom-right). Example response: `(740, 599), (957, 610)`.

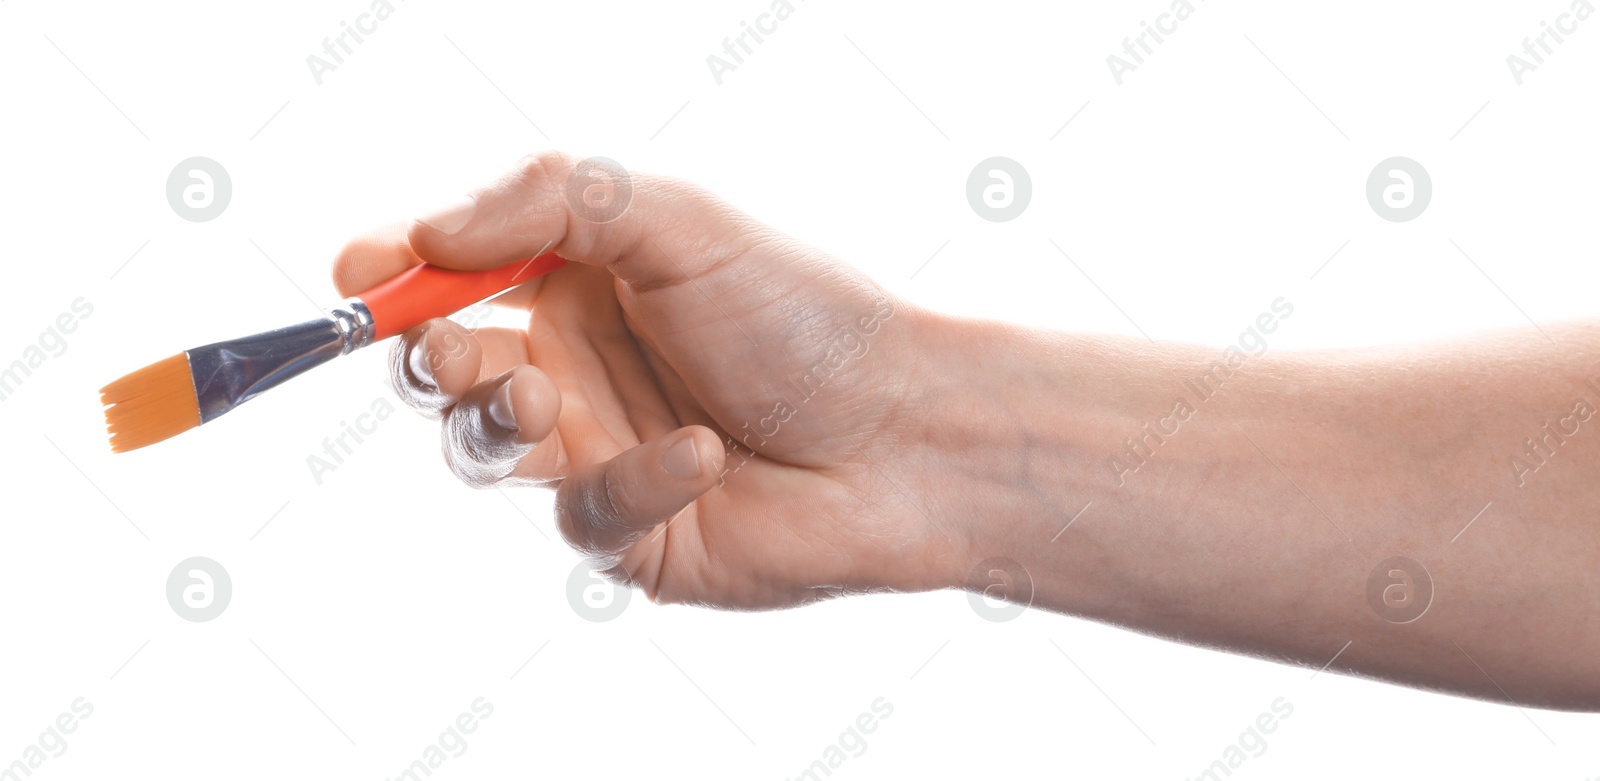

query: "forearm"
(911, 313), (1600, 711)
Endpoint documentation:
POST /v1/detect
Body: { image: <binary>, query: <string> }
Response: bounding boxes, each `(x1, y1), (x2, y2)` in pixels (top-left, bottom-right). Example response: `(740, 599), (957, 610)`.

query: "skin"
(332, 152), (1600, 712)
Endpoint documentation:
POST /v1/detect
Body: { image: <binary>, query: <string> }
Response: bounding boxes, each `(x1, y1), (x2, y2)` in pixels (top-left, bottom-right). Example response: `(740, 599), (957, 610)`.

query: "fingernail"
(662, 434), (701, 480)
(418, 195), (477, 235)
(487, 375), (519, 432)
(407, 332), (437, 389)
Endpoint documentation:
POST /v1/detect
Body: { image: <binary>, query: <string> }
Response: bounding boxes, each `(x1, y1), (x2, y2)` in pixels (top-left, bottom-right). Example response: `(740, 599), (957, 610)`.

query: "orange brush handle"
(358, 254), (567, 341)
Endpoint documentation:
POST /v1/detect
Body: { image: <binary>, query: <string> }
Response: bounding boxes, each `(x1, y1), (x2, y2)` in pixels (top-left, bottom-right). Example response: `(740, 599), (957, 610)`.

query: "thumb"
(409, 152), (765, 292)
(553, 425), (725, 570)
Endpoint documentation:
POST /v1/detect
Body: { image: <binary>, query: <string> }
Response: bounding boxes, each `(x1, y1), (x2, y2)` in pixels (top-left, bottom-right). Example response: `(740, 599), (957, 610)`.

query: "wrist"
(895, 311), (1110, 597)
(899, 310), (1225, 620)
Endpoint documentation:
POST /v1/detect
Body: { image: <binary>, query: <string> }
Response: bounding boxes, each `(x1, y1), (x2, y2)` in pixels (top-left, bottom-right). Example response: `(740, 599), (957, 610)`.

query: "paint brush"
(99, 254), (565, 452)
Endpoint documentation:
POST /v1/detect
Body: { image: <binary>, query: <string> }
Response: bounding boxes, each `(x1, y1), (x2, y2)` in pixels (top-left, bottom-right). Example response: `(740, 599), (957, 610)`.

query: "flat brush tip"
(100, 353), (201, 453)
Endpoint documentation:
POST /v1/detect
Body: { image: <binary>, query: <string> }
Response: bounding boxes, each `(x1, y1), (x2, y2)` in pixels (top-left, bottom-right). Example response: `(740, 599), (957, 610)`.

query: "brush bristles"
(100, 353), (202, 453)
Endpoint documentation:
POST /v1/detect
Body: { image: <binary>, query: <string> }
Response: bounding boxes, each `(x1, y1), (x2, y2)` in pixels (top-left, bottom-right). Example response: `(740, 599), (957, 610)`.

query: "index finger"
(331, 222), (423, 298)
(331, 221), (546, 310)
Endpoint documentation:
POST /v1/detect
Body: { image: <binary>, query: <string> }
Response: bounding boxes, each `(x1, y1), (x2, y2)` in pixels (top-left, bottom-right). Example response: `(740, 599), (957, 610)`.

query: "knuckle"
(428, 323), (475, 366)
(649, 174), (704, 200)
(649, 175), (765, 251)
(653, 175), (733, 216)
(513, 151), (575, 189)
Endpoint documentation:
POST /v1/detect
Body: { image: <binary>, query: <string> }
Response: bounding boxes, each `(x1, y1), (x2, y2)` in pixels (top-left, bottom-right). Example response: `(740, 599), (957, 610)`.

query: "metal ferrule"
(188, 299), (374, 424)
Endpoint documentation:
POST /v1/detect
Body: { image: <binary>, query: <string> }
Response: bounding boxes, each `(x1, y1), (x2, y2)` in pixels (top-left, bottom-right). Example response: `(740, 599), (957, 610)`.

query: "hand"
(331, 154), (1600, 710)
(332, 152), (963, 609)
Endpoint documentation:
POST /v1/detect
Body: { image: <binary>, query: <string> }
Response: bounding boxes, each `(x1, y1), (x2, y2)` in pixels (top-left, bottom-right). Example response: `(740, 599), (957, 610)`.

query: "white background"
(2, 0), (1597, 778)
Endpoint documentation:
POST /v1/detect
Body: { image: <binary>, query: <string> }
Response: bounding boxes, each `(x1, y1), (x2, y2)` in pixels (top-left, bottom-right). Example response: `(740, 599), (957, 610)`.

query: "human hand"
(331, 153), (963, 609)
